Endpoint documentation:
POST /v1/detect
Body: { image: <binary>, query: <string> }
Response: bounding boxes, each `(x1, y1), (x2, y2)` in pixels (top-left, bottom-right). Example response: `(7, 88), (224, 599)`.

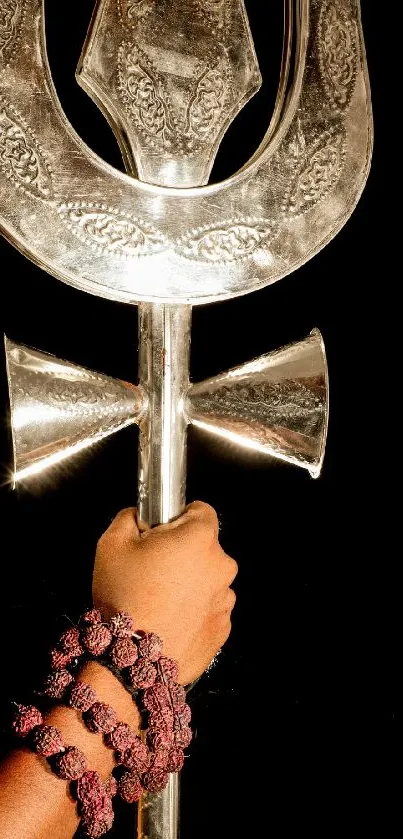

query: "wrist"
(46, 661), (140, 779)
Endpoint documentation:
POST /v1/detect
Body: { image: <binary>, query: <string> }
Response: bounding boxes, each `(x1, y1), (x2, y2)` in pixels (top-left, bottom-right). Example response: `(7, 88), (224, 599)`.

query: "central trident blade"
(77, 1), (261, 836)
(77, 0), (261, 528)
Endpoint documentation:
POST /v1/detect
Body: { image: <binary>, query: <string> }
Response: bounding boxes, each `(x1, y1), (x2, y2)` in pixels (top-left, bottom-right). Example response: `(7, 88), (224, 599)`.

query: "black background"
(0, 3), (395, 838)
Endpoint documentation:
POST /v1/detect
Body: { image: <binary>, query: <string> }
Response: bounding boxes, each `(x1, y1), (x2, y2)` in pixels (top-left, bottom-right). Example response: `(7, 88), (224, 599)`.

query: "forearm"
(0, 662), (140, 839)
(0, 502), (236, 838)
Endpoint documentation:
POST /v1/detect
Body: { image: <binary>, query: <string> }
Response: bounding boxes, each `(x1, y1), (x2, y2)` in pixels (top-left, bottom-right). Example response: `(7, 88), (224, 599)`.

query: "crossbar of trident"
(0, 1), (372, 837)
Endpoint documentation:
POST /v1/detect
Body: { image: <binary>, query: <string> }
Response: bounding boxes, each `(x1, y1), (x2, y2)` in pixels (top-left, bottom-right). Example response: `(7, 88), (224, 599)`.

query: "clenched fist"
(93, 501), (238, 685)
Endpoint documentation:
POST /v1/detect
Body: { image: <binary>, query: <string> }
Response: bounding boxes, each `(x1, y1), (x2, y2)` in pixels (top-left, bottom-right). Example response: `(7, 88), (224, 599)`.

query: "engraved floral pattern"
(29, 379), (111, 411)
(192, 379), (324, 438)
(0, 0), (25, 67)
(0, 99), (53, 199)
(118, 0), (156, 26)
(319, 0), (357, 112)
(119, 0), (227, 30)
(118, 42), (177, 153)
(191, 0), (229, 32)
(283, 126), (346, 218)
(200, 0), (226, 10)
(187, 61), (232, 141)
(118, 40), (233, 157)
(175, 219), (277, 263)
(57, 203), (168, 258)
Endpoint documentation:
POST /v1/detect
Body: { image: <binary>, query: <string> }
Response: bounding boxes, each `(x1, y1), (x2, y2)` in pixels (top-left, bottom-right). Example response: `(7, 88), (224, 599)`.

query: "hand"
(92, 501), (238, 685)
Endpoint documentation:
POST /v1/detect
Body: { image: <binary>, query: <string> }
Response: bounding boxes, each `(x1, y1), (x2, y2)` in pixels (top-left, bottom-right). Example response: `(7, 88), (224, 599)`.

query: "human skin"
(0, 501), (237, 839)
(93, 500), (238, 685)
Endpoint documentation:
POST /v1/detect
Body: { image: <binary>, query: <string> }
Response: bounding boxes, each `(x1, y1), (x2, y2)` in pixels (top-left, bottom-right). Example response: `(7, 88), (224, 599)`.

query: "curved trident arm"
(0, 0), (372, 306)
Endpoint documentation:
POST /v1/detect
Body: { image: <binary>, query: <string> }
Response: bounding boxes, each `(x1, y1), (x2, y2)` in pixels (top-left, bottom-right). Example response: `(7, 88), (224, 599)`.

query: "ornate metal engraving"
(57, 202), (168, 258)
(118, 42), (233, 158)
(0, 0), (371, 303)
(282, 125), (346, 218)
(5, 338), (146, 483)
(77, 0), (260, 186)
(187, 58), (232, 145)
(192, 0), (228, 31)
(319, 0), (358, 112)
(118, 42), (178, 153)
(0, 98), (53, 199)
(175, 218), (277, 263)
(187, 329), (328, 477)
(0, 0), (26, 68)
(191, 379), (324, 439)
(118, 0), (156, 26)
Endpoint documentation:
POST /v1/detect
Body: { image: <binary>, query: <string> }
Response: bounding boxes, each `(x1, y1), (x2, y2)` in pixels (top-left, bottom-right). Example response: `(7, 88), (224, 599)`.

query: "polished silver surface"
(137, 766), (180, 839)
(187, 329), (328, 478)
(137, 303), (191, 526)
(6, 328), (329, 481)
(78, 0), (261, 187)
(4, 336), (146, 485)
(0, 1), (372, 304)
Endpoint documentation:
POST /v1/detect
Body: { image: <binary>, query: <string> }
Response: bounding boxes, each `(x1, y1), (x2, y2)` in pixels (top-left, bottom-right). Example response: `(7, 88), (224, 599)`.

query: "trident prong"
(0, 2), (372, 838)
(77, 0), (262, 187)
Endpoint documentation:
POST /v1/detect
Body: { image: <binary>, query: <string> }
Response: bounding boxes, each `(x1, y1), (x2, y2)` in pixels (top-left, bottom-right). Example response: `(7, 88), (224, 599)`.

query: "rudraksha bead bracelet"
(11, 704), (115, 839)
(11, 610), (193, 835)
(42, 610), (192, 799)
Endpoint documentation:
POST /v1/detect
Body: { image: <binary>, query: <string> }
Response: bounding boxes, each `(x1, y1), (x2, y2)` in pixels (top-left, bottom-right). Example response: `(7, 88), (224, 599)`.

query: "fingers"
(99, 503), (238, 588)
(214, 605), (234, 650)
(158, 501), (219, 539)
(134, 511), (150, 534)
(145, 503), (237, 584)
(109, 502), (218, 545)
(99, 508), (145, 545)
(213, 585), (237, 618)
(184, 500), (219, 537)
(224, 587), (237, 614)
(223, 554), (238, 586)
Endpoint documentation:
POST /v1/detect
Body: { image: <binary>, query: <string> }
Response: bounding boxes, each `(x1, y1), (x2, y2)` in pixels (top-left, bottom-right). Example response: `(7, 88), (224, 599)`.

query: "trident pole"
(77, 4), (263, 835)
(135, 303), (190, 835)
(137, 303), (191, 529)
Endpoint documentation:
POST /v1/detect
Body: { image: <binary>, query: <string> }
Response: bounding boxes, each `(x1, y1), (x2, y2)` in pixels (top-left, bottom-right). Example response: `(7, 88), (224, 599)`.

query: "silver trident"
(0, 1), (372, 837)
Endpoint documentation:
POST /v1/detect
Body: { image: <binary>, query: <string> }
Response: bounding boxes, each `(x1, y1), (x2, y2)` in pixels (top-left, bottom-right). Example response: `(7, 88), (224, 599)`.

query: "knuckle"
(226, 588), (237, 611)
(181, 517), (207, 545)
(112, 507), (137, 525)
(219, 620), (232, 647)
(227, 556), (238, 582)
(188, 501), (219, 531)
(185, 519), (214, 549)
(100, 508), (134, 538)
(96, 531), (108, 550)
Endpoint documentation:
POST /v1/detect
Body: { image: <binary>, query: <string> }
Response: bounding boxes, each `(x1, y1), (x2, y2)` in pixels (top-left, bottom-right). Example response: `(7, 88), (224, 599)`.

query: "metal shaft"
(137, 302), (191, 839)
(75, 2), (262, 837)
(138, 304), (191, 527)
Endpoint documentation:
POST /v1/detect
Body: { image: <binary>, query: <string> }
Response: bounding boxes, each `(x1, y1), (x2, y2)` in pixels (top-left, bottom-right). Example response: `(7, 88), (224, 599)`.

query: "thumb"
(105, 507), (147, 543)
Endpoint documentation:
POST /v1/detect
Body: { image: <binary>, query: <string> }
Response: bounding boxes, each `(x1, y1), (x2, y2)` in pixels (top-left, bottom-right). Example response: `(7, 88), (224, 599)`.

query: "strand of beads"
(11, 704), (116, 838)
(11, 611), (193, 835)
(41, 610), (193, 804)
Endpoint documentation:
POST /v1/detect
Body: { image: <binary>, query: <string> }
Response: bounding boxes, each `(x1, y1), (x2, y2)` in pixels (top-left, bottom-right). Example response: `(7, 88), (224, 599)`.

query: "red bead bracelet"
(11, 609), (193, 836)
(42, 610), (192, 799)
(11, 704), (116, 838)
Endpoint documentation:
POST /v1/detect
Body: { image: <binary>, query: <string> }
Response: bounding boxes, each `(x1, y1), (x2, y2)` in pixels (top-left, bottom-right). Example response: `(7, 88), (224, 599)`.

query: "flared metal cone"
(4, 337), (146, 484)
(187, 329), (329, 478)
